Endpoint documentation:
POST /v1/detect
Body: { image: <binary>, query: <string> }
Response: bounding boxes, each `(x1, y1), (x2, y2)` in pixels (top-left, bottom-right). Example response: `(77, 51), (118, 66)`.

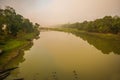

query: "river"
(4, 31), (120, 80)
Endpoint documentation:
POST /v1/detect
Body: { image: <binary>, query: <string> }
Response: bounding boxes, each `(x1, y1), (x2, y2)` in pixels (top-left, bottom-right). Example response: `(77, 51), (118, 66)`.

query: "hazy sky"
(0, 0), (120, 26)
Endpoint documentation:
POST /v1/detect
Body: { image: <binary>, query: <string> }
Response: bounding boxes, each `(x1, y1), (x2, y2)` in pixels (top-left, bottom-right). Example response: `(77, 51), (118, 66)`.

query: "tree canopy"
(0, 6), (40, 39)
(62, 16), (120, 34)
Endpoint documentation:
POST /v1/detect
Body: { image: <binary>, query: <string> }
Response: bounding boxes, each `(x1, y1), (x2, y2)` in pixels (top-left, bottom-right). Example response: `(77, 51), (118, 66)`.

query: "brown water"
(4, 31), (120, 80)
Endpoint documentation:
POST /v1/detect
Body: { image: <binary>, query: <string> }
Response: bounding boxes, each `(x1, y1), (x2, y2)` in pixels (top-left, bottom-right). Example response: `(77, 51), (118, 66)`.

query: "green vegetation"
(48, 27), (120, 40)
(61, 16), (120, 34)
(2, 40), (26, 52)
(0, 6), (40, 52)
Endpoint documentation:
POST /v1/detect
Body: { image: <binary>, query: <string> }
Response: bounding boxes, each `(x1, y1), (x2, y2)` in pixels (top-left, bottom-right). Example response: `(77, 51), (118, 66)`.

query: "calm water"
(4, 31), (120, 80)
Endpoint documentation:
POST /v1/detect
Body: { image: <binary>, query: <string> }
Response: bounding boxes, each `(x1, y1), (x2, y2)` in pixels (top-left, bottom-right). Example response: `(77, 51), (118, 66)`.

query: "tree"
(0, 6), (40, 39)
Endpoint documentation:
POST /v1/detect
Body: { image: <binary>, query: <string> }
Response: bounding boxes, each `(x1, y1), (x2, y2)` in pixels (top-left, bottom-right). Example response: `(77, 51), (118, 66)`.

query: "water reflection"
(0, 42), (33, 79)
(1, 31), (120, 80)
(69, 31), (120, 54)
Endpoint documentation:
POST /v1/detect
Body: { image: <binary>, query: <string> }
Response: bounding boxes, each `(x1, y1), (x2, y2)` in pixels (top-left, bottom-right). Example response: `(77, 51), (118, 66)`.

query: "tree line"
(62, 16), (120, 34)
(0, 6), (40, 40)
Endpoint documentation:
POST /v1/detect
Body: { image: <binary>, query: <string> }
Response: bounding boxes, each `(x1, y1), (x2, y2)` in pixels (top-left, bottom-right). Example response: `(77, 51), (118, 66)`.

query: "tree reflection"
(71, 31), (120, 55)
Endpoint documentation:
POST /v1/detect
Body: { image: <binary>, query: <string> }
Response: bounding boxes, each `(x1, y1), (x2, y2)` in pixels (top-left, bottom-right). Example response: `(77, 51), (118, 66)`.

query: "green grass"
(1, 32), (36, 52)
(2, 40), (27, 52)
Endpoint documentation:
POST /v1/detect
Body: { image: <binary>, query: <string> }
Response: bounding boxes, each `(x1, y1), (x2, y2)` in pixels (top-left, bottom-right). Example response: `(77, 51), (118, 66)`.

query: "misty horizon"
(0, 0), (120, 27)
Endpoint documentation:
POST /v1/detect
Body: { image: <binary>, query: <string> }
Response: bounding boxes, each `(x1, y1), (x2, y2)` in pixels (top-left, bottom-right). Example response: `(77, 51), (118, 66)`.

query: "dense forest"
(62, 16), (120, 34)
(0, 6), (40, 40)
(0, 6), (40, 53)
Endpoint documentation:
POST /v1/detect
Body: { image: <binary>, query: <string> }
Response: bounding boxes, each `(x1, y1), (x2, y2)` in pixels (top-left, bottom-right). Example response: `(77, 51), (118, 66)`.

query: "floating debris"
(73, 70), (80, 80)
(52, 72), (58, 80)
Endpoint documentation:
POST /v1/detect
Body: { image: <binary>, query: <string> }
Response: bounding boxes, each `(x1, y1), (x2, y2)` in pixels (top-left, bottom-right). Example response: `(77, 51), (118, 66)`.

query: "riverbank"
(1, 33), (36, 52)
(47, 27), (120, 40)
(0, 32), (39, 70)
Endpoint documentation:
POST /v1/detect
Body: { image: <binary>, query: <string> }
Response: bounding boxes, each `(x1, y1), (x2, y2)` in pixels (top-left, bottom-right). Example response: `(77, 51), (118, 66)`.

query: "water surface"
(5, 31), (120, 80)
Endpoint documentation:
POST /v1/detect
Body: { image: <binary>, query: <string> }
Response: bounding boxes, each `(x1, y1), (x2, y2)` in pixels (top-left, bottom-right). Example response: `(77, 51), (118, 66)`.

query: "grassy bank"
(1, 33), (37, 53)
(0, 32), (38, 70)
(48, 27), (120, 40)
